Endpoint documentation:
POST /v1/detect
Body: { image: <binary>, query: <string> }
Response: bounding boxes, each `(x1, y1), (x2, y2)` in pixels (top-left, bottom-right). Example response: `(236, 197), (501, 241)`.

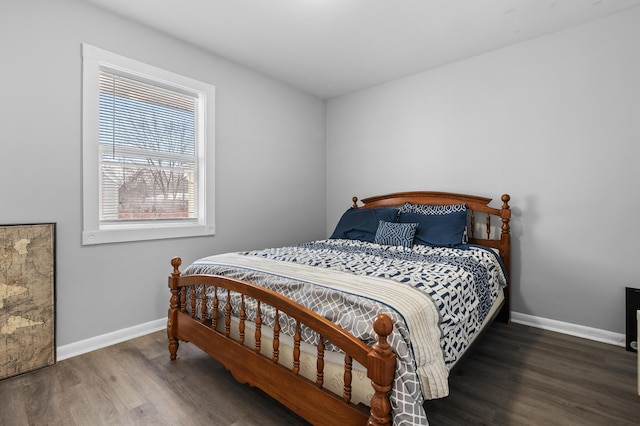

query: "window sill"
(82, 224), (215, 245)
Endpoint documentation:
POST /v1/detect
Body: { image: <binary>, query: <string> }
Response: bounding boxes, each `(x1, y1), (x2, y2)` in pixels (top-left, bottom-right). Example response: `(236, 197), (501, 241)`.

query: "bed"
(167, 191), (512, 425)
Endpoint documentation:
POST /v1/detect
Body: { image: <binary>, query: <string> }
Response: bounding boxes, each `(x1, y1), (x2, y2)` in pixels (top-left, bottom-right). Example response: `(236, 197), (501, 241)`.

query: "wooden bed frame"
(167, 191), (511, 425)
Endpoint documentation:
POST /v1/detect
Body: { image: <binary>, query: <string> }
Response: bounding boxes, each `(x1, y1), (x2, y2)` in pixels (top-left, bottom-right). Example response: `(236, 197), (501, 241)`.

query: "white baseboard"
(56, 312), (626, 361)
(511, 311), (625, 347)
(56, 318), (166, 361)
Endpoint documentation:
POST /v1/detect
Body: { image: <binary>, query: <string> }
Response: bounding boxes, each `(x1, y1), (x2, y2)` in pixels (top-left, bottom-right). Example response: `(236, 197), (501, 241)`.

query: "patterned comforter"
(183, 239), (507, 426)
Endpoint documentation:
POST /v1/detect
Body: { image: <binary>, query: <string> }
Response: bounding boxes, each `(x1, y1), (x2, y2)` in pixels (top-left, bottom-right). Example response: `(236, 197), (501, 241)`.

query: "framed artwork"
(0, 223), (56, 380)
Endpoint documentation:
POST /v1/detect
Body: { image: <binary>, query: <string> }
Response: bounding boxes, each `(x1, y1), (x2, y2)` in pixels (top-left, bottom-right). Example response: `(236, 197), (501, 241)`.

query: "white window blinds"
(98, 68), (199, 222)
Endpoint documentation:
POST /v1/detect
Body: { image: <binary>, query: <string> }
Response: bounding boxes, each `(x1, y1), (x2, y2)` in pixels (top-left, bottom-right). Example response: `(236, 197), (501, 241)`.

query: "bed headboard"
(352, 191), (511, 323)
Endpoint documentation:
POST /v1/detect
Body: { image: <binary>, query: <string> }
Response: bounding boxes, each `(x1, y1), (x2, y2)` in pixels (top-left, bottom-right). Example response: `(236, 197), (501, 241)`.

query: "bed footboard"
(167, 257), (396, 426)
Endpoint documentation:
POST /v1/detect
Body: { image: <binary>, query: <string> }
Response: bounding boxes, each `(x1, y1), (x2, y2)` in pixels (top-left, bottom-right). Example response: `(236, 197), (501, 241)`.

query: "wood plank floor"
(0, 322), (637, 425)
(425, 322), (639, 425)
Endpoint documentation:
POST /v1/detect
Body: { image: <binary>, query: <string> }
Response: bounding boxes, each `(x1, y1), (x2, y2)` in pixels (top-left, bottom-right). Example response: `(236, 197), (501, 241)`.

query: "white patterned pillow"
(374, 220), (417, 248)
(398, 202), (466, 215)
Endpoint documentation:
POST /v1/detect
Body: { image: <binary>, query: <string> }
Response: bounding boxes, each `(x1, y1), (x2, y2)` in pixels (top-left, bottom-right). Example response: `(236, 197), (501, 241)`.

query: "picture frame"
(0, 223), (56, 380)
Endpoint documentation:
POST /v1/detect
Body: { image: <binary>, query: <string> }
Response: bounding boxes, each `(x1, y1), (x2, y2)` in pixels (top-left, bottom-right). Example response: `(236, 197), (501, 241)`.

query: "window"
(82, 44), (215, 245)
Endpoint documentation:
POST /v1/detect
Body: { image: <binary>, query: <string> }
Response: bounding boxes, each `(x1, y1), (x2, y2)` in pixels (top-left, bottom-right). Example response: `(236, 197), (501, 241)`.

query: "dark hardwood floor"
(426, 322), (639, 425)
(0, 322), (637, 425)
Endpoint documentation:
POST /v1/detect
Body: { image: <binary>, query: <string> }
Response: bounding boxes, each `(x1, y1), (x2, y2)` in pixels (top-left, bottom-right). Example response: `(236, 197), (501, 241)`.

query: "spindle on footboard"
(167, 257), (396, 426)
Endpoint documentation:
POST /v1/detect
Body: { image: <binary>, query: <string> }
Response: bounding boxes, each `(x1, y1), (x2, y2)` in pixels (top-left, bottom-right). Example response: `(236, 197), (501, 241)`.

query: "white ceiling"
(79, 0), (640, 99)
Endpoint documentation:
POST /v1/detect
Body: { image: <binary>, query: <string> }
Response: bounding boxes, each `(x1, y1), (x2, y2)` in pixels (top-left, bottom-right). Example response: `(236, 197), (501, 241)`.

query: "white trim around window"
(81, 43), (215, 245)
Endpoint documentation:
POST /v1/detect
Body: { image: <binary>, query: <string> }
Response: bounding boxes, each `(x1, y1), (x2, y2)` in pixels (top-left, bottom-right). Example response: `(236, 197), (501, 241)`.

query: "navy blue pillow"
(330, 207), (399, 242)
(398, 210), (467, 248)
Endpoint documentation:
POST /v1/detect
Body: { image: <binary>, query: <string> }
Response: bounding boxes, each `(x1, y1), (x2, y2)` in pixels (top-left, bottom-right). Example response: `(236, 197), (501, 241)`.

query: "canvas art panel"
(0, 223), (56, 380)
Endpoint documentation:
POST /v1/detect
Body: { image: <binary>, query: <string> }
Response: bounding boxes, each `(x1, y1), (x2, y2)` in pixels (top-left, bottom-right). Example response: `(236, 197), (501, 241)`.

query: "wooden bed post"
(498, 194), (511, 323)
(168, 257), (182, 360)
(367, 314), (396, 426)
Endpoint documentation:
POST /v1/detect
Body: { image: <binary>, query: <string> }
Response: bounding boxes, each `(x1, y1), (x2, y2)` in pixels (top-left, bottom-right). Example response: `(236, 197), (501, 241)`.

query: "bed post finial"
(352, 196), (359, 208)
(367, 314), (395, 426)
(171, 256), (182, 276)
(168, 256), (182, 361)
(501, 194), (511, 235)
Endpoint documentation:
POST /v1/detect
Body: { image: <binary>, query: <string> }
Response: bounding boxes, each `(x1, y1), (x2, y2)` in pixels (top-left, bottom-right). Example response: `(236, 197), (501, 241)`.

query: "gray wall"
(0, 0), (326, 346)
(326, 8), (640, 335)
(3, 0), (638, 349)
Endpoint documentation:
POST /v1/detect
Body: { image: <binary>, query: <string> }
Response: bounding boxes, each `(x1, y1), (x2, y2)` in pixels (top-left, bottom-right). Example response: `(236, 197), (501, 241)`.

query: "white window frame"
(82, 44), (215, 245)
